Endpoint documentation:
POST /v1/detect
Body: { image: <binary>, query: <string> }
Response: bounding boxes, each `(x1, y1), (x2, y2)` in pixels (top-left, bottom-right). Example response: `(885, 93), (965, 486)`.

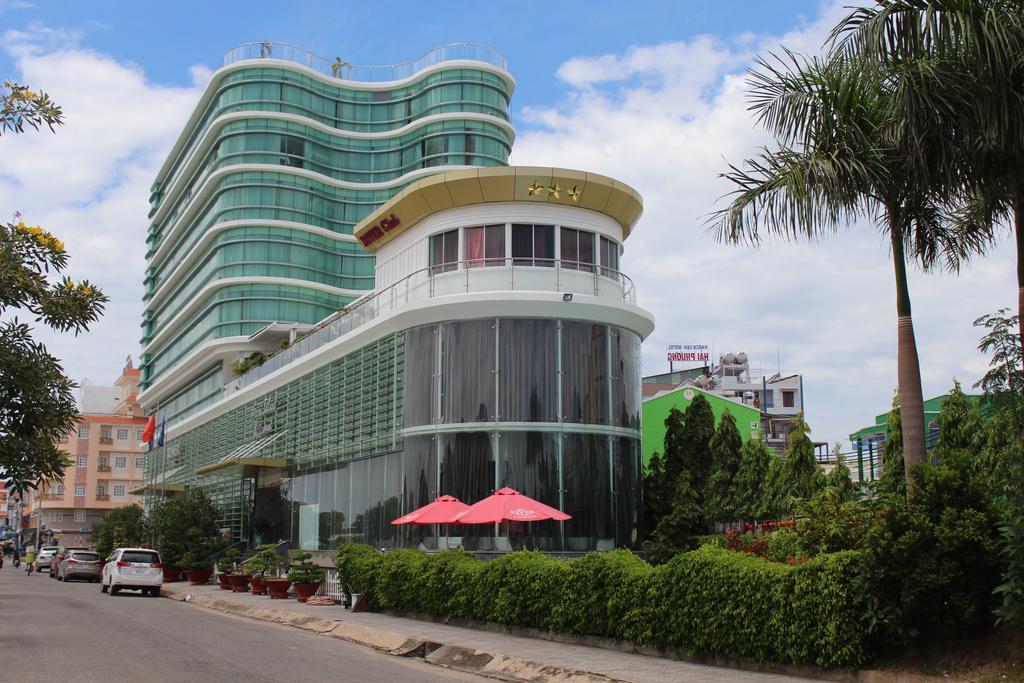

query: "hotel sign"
(358, 213), (401, 247)
(667, 344), (710, 363)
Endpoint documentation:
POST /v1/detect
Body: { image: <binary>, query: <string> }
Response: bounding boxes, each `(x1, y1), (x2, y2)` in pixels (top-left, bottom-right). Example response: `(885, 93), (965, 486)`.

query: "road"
(0, 563), (479, 682)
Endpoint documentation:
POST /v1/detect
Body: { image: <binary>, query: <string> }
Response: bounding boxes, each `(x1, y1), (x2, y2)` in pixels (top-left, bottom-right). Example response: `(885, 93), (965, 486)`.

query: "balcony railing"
(95, 494), (110, 501)
(224, 259), (637, 395)
(97, 465), (111, 473)
(223, 42), (508, 83)
(99, 437), (113, 445)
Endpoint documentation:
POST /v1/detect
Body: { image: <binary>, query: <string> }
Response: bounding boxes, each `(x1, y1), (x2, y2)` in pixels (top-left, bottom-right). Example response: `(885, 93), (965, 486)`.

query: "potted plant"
(286, 550), (325, 603)
(244, 545), (279, 596)
(216, 548), (239, 590)
(181, 531), (215, 585)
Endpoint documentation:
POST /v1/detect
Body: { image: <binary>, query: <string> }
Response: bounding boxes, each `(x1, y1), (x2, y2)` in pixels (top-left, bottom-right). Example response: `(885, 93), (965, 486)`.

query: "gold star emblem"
(547, 183), (562, 199)
(527, 181), (544, 196)
(568, 185), (582, 203)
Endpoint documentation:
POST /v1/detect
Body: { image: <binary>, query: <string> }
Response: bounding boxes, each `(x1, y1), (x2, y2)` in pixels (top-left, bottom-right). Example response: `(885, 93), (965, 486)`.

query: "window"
(560, 227), (595, 272)
(55, 510), (64, 523)
(113, 484), (125, 497)
(763, 390), (775, 408)
(135, 457), (144, 470)
(782, 390), (796, 408)
(96, 484), (107, 497)
(135, 428), (144, 441)
(464, 133), (476, 165)
(74, 510), (85, 522)
(422, 136), (447, 167)
(464, 224), (505, 268)
(428, 229), (459, 274)
(120, 550), (159, 564)
(600, 236), (619, 277)
(98, 454), (109, 468)
(78, 427), (89, 438)
(279, 134), (304, 168)
(100, 425), (111, 439)
(74, 484), (85, 496)
(76, 455), (87, 467)
(55, 484), (64, 496)
(115, 456), (127, 469)
(116, 428), (128, 441)
(511, 224), (555, 266)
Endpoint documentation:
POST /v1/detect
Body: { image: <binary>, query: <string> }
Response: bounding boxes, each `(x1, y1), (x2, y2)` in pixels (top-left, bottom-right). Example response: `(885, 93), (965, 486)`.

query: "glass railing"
(223, 42), (509, 82)
(222, 259), (637, 395)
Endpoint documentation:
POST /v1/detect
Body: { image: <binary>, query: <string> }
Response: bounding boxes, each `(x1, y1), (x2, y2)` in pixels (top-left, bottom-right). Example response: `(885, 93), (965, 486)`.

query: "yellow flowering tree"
(1, 83), (108, 491)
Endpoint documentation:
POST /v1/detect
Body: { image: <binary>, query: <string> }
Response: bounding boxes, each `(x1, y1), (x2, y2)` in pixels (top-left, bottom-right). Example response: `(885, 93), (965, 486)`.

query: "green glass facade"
(140, 57), (513, 417)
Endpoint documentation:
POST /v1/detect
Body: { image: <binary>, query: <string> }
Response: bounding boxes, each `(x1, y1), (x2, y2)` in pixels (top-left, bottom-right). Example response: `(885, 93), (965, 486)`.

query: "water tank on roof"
(694, 374), (709, 388)
(723, 352), (737, 365)
(736, 352), (748, 365)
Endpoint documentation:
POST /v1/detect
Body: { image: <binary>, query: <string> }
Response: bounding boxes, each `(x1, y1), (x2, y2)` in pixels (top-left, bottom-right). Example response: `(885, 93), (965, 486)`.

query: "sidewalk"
(160, 581), (814, 682)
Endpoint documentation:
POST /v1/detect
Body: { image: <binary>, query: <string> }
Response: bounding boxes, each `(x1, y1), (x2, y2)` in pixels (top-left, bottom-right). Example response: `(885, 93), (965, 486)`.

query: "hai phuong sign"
(358, 213), (401, 247)
(667, 344), (710, 364)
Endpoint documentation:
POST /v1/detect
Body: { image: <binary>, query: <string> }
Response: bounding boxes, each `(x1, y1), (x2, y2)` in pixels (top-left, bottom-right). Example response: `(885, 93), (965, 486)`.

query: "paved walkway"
(161, 581), (814, 682)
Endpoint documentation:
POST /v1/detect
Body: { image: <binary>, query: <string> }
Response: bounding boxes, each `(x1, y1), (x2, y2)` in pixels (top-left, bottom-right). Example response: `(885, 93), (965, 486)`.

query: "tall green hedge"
(336, 544), (866, 668)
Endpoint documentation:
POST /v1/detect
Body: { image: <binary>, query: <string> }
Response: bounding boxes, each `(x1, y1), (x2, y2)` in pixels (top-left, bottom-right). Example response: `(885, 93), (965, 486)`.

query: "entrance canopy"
(194, 432), (289, 475)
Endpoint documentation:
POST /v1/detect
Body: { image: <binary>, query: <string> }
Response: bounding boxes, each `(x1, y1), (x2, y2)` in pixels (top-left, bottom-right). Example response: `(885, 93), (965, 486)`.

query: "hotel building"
(139, 43), (654, 552)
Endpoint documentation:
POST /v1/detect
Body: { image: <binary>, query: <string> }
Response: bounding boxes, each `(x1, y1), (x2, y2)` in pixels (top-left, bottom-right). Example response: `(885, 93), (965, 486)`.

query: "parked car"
(34, 546), (59, 572)
(50, 545), (89, 578)
(101, 548), (162, 597)
(57, 550), (102, 582)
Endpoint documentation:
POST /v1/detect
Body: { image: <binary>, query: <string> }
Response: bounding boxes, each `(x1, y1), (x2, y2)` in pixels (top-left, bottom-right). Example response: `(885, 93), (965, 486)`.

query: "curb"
(162, 585), (624, 682)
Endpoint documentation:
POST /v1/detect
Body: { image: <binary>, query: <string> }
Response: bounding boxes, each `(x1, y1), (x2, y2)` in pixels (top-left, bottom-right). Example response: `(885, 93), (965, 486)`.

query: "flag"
(157, 419), (166, 448)
(142, 412), (156, 449)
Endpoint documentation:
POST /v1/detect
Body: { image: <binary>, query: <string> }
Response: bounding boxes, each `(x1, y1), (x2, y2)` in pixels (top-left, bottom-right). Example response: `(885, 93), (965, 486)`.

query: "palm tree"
(830, 0), (1024, 367)
(709, 50), (987, 492)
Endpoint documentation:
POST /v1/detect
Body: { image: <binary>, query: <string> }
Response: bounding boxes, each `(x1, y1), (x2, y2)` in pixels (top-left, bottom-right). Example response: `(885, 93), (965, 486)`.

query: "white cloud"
(0, 26), (204, 389)
(510, 1), (1017, 446)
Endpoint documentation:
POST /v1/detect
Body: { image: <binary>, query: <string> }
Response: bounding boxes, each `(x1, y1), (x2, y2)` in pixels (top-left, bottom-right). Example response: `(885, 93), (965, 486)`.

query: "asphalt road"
(0, 562), (479, 682)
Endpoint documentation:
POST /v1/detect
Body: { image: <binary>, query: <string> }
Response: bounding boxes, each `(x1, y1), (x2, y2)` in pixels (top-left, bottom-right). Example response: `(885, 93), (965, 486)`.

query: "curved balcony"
(223, 259), (637, 394)
(223, 42), (509, 82)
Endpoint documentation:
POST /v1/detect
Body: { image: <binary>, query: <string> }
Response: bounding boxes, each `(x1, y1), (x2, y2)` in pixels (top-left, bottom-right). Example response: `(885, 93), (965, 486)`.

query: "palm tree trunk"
(1015, 197), (1024, 362)
(890, 229), (927, 493)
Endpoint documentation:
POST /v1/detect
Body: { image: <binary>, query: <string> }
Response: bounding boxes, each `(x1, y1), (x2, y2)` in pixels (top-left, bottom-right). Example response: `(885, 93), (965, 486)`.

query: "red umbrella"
(390, 495), (470, 525)
(453, 487), (570, 524)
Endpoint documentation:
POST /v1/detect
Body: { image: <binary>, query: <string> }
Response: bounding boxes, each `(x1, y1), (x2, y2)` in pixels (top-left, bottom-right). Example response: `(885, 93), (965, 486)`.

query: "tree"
(779, 413), (825, 506)
(710, 47), (989, 494)
(877, 392), (906, 498)
(831, 0), (1024, 369)
(825, 443), (857, 503)
(661, 407), (687, 490)
(649, 471), (704, 563)
(760, 453), (788, 520)
(706, 410), (743, 524)
(0, 83), (108, 492)
(1, 81), (62, 135)
(641, 451), (669, 537)
(973, 308), (1024, 411)
(146, 488), (221, 568)
(730, 439), (772, 521)
(677, 395), (715, 498)
(93, 504), (146, 558)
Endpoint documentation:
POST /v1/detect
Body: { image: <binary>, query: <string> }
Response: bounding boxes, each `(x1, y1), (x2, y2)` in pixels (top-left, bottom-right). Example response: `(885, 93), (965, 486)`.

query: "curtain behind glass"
(440, 320), (495, 423)
(499, 431), (561, 551)
(401, 435), (437, 550)
(440, 432), (495, 551)
(498, 319), (557, 422)
(465, 227), (484, 268)
(562, 433), (613, 551)
(561, 322), (609, 424)
(613, 437), (641, 549)
(610, 328), (642, 429)
(402, 326), (436, 427)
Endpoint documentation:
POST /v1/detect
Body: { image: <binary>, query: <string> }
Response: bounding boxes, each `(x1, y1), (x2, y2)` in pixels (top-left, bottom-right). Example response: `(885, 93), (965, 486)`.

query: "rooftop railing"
(223, 259), (637, 395)
(223, 42), (509, 82)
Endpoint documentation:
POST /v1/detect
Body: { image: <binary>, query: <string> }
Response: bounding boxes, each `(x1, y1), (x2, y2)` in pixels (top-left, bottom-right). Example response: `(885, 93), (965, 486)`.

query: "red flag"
(141, 413), (156, 444)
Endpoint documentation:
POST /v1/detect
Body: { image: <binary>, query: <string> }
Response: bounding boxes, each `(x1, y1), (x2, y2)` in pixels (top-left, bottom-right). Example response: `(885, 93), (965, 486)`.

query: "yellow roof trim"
(194, 457), (290, 475)
(353, 166), (643, 253)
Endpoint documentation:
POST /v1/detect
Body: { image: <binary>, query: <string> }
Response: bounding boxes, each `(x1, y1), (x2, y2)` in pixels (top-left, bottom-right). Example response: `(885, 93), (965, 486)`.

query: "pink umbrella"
(390, 495), (470, 525)
(453, 487), (571, 524)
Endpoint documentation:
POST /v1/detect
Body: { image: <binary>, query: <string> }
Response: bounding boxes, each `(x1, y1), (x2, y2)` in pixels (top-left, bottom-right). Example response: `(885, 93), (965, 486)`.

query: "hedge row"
(336, 544), (866, 668)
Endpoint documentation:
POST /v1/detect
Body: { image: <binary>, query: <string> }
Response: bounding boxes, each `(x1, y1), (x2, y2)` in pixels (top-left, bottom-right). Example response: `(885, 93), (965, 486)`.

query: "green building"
(642, 386), (762, 467)
(848, 392), (984, 452)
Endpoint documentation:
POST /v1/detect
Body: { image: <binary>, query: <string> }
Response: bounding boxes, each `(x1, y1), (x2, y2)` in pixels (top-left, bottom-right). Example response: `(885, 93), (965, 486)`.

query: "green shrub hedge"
(335, 543), (867, 668)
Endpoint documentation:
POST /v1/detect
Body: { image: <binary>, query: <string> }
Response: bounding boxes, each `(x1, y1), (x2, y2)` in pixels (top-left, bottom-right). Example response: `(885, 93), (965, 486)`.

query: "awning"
(129, 466), (186, 495)
(194, 431), (289, 475)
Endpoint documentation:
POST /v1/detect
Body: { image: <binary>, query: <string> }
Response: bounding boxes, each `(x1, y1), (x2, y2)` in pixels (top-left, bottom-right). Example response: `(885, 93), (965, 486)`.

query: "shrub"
(337, 543), (866, 668)
(766, 529), (801, 563)
(286, 550), (326, 585)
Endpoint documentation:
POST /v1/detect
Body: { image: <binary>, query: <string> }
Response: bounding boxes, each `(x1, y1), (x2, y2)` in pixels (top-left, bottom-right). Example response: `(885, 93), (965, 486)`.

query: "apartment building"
(31, 359), (149, 547)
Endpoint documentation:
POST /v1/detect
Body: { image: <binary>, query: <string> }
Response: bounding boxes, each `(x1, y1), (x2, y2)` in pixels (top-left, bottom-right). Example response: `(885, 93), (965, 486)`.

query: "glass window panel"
(498, 319), (558, 422)
(535, 225), (554, 266)
(561, 322), (610, 424)
(440, 432), (494, 551)
(498, 432), (561, 551)
(511, 224), (532, 265)
(612, 436), (642, 549)
(401, 435), (438, 550)
(402, 325), (436, 427)
(440, 320), (495, 423)
(610, 328), (642, 428)
(465, 226), (484, 268)
(562, 433), (613, 551)
(578, 231), (595, 272)
(484, 224), (505, 265)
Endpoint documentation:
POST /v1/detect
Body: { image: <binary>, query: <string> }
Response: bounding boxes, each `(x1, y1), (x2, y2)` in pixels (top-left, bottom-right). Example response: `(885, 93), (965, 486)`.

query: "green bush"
(337, 543), (867, 668)
(286, 550), (325, 585)
(766, 529), (801, 563)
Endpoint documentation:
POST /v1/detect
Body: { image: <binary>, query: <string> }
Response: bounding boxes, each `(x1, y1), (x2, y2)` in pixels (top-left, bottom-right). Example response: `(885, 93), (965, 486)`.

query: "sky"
(0, 0), (1014, 449)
